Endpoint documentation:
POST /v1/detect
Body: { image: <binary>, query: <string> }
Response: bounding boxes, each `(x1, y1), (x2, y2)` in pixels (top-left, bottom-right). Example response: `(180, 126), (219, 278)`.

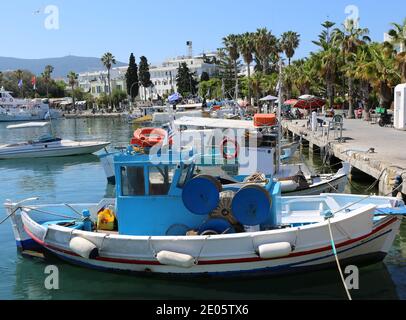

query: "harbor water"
(0, 118), (405, 300)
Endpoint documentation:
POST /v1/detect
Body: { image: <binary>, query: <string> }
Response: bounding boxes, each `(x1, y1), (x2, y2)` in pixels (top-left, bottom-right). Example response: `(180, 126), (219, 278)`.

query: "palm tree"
(42, 65), (54, 98)
(223, 34), (240, 100)
(280, 31), (300, 65)
(254, 28), (279, 75)
(355, 43), (400, 110)
(238, 32), (255, 104)
(67, 71), (78, 110)
(312, 21), (341, 109)
(101, 52), (116, 107)
(386, 18), (406, 82)
(335, 19), (370, 118)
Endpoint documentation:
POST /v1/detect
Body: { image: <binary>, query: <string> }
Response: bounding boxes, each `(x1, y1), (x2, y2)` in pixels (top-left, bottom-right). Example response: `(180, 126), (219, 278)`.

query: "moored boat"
(5, 150), (405, 277)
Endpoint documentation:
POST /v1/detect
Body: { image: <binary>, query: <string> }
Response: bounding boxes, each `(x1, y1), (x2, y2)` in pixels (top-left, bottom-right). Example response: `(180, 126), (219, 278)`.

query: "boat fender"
(257, 242), (292, 259)
(69, 237), (99, 259)
(156, 250), (195, 268)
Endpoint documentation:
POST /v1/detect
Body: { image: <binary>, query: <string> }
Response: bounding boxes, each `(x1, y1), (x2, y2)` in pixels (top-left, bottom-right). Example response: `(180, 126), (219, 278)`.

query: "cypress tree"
(139, 56), (151, 100)
(125, 53), (139, 100)
(176, 62), (197, 97)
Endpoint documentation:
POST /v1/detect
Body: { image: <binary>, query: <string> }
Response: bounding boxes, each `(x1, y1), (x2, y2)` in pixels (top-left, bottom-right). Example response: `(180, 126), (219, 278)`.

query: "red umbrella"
(283, 99), (298, 105)
(294, 95), (325, 109)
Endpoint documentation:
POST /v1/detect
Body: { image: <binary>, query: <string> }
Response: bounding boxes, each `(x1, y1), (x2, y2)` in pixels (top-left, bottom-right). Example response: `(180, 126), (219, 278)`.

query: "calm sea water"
(0, 118), (405, 300)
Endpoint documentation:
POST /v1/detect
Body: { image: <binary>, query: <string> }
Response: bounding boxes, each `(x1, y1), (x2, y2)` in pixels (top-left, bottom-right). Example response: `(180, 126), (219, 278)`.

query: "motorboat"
(5, 149), (405, 277)
(0, 122), (110, 159)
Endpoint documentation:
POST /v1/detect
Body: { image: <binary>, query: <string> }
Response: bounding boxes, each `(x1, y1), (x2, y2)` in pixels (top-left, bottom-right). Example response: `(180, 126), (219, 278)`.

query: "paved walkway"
(283, 118), (406, 194)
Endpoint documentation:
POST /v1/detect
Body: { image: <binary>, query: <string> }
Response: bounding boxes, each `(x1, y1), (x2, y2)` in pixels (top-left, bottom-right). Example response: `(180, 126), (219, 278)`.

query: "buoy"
(182, 175), (221, 215)
(231, 185), (272, 226)
(258, 242), (292, 259)
(279, 180), (299, 192)
(156, 250), (195, 268)
(69, 237), (99, 259)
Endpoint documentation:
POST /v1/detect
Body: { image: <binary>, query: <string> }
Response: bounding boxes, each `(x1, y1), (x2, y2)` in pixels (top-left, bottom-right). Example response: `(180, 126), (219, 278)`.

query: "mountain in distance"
(0, 55), (127, 78)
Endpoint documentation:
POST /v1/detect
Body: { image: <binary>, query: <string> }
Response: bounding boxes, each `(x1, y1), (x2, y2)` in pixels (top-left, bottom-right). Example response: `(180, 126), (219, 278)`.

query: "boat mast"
(276, 58), (283, 173)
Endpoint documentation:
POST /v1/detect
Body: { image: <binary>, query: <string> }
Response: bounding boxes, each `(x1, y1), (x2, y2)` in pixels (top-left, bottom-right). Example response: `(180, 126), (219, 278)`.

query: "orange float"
(130, 128), (171, 148)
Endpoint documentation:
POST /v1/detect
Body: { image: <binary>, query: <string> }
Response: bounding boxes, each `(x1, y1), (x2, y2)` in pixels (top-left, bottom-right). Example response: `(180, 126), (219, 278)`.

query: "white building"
(78, 52), (219, 101)
(141, 53), (219, 100)
(78, 66), (128, 98)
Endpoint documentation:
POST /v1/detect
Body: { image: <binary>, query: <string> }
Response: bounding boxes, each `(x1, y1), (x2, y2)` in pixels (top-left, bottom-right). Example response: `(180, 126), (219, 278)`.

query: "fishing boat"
(5, 149), (405, 277)
(0, 122), (110, 159)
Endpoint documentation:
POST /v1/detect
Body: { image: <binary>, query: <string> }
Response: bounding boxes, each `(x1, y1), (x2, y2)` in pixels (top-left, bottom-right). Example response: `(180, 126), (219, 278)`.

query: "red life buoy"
(221, 138), (239, 160)
(130, 127), (172, 148)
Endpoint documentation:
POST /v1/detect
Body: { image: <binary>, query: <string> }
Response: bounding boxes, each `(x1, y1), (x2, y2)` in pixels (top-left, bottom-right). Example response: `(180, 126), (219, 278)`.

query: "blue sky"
(1, 0), (405, 64)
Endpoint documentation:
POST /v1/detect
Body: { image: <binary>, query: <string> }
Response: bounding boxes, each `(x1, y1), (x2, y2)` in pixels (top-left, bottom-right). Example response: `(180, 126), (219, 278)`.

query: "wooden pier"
(282, 118), (406, 197)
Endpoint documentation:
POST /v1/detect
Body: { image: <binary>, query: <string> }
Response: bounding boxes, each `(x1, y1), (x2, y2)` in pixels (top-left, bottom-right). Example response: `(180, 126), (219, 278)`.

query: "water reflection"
(11, 255), (398, 300)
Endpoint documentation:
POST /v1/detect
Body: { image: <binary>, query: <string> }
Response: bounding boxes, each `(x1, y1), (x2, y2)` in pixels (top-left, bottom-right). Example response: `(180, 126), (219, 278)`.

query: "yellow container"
(97, 208), (115, 231)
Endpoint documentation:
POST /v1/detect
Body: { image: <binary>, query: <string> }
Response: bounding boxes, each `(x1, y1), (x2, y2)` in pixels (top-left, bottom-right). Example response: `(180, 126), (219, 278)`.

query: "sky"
(1, 0), (405, 64)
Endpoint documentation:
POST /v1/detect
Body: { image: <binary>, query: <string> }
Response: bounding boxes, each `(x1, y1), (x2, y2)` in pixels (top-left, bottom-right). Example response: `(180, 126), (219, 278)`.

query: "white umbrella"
(259, 95), (278, 102)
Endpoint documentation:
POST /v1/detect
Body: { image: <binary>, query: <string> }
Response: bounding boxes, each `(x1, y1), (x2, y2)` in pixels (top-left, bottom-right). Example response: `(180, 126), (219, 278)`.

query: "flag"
(31, 76), (37, 90)
(18, 79), (23, 89)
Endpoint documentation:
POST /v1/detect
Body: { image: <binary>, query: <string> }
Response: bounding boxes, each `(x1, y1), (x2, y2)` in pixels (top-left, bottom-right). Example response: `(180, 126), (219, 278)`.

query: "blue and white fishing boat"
(4, 149), (405, 277)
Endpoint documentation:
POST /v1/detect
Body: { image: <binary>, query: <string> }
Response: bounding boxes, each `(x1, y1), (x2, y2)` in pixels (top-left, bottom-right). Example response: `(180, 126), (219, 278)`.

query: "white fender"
(69, 237), (99, 259)
(280, 180), (299, 192)
(156, 250), (195, 268)
(258, 242), (292, 259)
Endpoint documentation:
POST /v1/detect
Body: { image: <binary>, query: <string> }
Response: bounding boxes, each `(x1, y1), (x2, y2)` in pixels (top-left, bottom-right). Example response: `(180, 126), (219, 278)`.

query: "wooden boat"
(5, 150), (405, 277)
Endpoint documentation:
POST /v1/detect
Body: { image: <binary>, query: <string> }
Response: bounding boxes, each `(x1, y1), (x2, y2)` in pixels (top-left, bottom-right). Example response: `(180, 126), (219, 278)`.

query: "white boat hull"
(6, 195), (403, 277)
(0, 140), (110, 159)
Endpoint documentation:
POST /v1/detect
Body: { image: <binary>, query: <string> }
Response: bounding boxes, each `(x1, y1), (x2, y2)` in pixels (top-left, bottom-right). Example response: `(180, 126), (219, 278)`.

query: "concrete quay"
(282, 118), (406, 196)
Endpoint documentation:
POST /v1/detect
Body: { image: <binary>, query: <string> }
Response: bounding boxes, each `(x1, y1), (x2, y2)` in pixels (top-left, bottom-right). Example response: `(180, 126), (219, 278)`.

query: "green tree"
(281, 31), (301, 65)
(101, 52), (116, 106)
(199, 78), (222, 99)
(139, 56), (152, 101)
(223, 34), (241, 99)
(200, 72), (210, 82)
(111, 88), (128, 108)
(335, 19), (370, 118)
(238, 32), (255, 104)
(176, 62), (197, 97)
(385, 18), (406, 82)
(125, 53), (139, 100)
(41, 65), (54, 98)
(254, 28), (279, 74)
(67, 71), (78, 109)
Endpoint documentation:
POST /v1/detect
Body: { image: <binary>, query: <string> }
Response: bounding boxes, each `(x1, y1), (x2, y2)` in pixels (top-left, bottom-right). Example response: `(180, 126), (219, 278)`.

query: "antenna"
(186, 41), (193, 58)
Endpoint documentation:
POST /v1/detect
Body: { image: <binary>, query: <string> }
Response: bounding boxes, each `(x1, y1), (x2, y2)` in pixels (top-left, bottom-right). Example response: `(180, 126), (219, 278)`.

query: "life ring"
(130, 127), (172, 148)
(220, 138), (239, 160)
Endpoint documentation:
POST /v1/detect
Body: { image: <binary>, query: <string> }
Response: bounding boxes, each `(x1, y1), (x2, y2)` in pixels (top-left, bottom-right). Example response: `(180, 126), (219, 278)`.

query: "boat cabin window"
(148, 165), (175, 195)
(121, 166), (145, 196)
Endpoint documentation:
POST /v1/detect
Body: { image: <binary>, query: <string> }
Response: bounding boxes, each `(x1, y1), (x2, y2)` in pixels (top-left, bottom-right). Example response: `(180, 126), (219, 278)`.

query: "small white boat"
(5, 150), (405, 277)
(0, 122), (110, 159)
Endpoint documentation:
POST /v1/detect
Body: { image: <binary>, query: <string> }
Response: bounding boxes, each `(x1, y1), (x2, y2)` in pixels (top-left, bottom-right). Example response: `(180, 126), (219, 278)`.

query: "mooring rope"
(326, 213), (352, 300)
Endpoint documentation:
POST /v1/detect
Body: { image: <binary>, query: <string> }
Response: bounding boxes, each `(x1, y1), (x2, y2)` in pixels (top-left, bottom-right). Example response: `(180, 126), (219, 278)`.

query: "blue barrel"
(231, 185), (272, 226)
(198, 218), (235, 235)
(182, 175), (221, 215)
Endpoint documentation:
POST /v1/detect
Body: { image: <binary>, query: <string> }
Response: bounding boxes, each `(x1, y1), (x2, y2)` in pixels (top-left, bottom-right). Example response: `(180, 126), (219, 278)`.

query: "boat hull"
(14, 202), (402, 277)
(0, 141), (110, 159)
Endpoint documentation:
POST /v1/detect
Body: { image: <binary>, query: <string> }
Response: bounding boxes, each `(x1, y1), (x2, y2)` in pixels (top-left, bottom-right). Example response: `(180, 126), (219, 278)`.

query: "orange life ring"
(221, 138), (239, 160)
(130, 127), (172, 148)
